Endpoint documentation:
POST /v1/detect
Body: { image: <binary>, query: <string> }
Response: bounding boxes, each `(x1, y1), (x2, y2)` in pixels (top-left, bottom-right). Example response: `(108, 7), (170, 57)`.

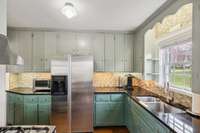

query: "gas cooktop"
(0, 126), (56, 133)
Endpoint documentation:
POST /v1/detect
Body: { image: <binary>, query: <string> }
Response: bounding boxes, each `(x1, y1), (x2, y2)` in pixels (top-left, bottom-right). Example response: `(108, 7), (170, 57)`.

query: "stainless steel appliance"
(51, 76), (68, 95)
(69, 55), (94, 133)
(33, 79), (51, 92)
(50, 60), (70, 132)
(51, 75), (68, 112)
(50, 55), (94, 133)
(0, 126), (56, 133)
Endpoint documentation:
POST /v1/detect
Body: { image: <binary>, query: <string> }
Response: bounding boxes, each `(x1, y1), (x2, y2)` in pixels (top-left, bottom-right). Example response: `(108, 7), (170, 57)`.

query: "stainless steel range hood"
(0, 34), (24, 65)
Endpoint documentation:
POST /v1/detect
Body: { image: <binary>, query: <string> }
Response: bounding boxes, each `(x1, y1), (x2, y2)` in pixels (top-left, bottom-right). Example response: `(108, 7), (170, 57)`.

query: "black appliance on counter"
(126, 74), (134, 90)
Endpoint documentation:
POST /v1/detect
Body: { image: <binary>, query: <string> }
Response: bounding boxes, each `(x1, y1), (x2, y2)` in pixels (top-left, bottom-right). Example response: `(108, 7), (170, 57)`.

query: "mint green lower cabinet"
(94, 93), (172, 133)
(38, 95), (51, 124)
(24, 103), (38, 124)
(14, 95), (24, 125)
(7, 93), (15, 125)
(6, 92), (51, 125)
(94, 94), (125, 127)
(14, 102), (24, 124)
(38, 104), (51, 124)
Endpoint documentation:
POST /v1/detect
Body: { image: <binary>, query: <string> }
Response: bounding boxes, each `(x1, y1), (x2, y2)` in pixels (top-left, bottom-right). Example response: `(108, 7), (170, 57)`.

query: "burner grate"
(0, 127), (50, 133)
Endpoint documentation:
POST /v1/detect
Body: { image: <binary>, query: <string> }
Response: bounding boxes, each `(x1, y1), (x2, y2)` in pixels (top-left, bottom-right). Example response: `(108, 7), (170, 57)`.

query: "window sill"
(170, 86), (192, 97)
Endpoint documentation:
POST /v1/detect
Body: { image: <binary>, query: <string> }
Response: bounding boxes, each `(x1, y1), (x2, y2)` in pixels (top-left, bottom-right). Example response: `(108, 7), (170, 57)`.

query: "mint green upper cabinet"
(114, 34), (134, 72)
(17, 31), (33, 71)
(57, 32), (77, 56)
(104, 34), (115, 71)
(93, 33), (105, 71)
(124, 34), (134, 72)
(7, 30), (134, 72)
(32, 32), (45, 71)
(115, 34), (125, 72)
(7, 30), (33, 72)
(44, 32), (58, 71)
(77, 33), (92, 55)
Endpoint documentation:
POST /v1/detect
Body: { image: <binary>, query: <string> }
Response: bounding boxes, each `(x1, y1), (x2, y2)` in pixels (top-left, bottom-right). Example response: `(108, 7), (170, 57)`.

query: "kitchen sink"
(136, 96), (161, 103)
(144, 102), (185, 114)
(136, 96), (185, 114)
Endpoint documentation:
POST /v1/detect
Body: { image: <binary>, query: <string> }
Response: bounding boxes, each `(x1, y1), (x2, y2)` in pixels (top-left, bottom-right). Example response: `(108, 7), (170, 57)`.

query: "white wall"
(192, 0), (200, 113)
(133, 0), (191, 73)
(0, 0), (7, 126)
(0, 0), (7, 35)
(192, 0), (200, 94)
(0, 66), (6, 126)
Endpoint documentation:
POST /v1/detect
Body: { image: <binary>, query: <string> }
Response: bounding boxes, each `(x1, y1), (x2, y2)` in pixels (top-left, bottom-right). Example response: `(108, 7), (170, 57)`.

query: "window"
(160, 40), (192, 91)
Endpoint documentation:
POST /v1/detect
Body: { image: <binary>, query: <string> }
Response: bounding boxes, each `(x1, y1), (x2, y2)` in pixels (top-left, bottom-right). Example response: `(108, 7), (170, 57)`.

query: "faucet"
(164, 81), (174, 103)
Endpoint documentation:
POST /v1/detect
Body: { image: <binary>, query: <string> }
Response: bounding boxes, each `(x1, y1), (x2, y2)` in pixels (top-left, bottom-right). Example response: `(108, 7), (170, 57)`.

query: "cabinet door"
(114, 34), (125, 72)
(32, 32), (45, 71)
(38, 104), (51, 124)
(95, 102), (111, 126)
(93, 33), (104, 71)
(124, 34), (134, 72)
(77, 33), (92, 55)
(57, 32), (77, 56)
(38, 95), (51, 124)
(104, 34), (115, 71)
(18, 31), (33, 71)
(7, 93), (15, 125)
(24, 103), (38, 124)
(44, 32), (58, 71)
(7, 30), (33, 71)
(109, 102), (124, 125)
(24, 96), (38, 124)
(14, 95), (24, 125)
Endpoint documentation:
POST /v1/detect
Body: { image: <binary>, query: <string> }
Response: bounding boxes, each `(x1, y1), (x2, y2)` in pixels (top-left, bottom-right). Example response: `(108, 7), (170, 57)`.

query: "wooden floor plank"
(94, 127), (129, 133)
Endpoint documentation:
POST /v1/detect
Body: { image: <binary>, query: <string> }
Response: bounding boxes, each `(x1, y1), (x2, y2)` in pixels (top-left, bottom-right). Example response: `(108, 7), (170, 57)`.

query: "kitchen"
(1, 0), (200, 133)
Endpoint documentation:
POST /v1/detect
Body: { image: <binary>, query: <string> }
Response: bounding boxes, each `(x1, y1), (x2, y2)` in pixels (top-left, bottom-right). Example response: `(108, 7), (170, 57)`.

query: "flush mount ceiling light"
(61, 2), (77, 19)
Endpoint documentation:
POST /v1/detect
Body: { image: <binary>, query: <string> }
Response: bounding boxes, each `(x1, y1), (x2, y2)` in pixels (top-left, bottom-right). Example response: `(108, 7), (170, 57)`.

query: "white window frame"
(157, 26), (192, 95)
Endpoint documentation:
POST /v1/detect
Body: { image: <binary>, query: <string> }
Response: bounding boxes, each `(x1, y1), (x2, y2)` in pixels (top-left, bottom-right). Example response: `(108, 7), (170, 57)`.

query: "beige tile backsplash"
(92, 72), (143, 87)
(93, 72), (192, 109)
(7, 73), (51, 89)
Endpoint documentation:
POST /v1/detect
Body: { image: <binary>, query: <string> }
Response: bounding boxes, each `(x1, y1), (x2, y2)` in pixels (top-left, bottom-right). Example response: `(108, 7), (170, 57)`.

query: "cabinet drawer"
(95, 94), (110, 102)
(24, 96), (38, 103)
(15, 95), (24, 103)
(38, 96), (51, 103)
(110, 94), (123, 101)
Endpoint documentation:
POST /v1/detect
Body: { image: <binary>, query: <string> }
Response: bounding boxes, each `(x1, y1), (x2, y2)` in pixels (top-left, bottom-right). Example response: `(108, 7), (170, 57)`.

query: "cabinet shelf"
(146, 73), (159, 76)
(146, 58), (159, 61)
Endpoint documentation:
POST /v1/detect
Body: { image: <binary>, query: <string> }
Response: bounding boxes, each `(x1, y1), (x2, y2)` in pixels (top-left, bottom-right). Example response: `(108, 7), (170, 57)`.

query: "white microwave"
(33, 79), (51, 92)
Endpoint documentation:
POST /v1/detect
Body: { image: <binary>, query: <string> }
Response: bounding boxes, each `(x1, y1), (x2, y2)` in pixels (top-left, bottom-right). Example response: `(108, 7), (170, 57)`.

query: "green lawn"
(170, 68), (191, 89)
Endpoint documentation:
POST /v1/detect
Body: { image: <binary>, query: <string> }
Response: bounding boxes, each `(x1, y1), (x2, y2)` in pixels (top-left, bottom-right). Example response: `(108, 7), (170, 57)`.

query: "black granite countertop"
(6, 87), (51, 95)
(95, 87), (200, 133)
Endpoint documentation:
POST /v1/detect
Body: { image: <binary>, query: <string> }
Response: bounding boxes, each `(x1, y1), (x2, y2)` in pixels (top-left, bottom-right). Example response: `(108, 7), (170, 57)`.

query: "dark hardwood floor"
(94, 127), (129, 133)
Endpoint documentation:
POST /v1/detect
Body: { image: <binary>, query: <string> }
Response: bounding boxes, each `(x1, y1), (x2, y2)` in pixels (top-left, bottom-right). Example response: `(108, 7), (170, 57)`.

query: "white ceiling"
(7, 0), (167, 31)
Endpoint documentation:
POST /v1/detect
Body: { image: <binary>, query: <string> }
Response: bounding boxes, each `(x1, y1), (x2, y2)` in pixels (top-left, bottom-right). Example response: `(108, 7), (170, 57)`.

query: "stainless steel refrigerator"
(68, 55), (94, 133)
